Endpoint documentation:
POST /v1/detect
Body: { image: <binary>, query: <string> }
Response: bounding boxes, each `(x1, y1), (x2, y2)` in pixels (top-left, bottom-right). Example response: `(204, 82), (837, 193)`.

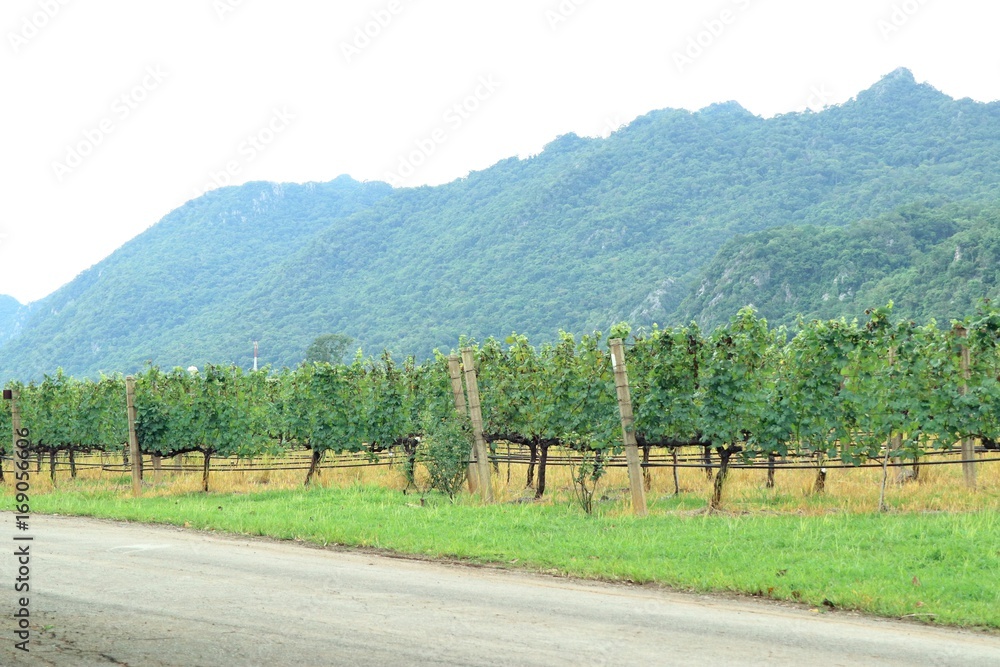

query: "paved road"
(2, 513), (999, 666)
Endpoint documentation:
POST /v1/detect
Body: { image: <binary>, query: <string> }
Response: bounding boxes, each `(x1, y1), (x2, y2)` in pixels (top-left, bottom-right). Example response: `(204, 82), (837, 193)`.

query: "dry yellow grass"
(482, 451), (1000, 514)
(11, 446), (999, 514)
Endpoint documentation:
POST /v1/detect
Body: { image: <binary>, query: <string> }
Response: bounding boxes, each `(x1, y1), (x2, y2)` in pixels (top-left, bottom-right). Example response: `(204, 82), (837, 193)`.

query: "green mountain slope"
(203, 68), (1000, 361)
(0, 295), (27, 346)
(0, 178), (391, 378)
(3, 68), (1000, 379)
(677, 203), (1000, 329)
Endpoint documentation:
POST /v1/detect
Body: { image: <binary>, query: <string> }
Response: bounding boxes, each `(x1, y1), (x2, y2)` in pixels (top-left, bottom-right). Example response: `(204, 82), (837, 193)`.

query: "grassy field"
(8, 451), (1000, 630)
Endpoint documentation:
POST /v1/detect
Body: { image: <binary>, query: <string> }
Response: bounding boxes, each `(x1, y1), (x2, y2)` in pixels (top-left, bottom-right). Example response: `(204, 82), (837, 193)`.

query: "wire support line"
(11, 455), (999, 475)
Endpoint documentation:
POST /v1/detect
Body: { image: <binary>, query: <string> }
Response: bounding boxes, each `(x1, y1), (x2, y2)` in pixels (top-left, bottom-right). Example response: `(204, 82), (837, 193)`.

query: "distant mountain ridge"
(0, 177), (391, 378)
(0, 295), (27, 346)
(677, 202), (1000, 330)
(3, 68), (1000, 380)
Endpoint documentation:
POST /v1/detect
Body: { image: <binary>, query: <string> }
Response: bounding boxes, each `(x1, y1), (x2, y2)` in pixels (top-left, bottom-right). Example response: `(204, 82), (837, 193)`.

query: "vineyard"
(4, 304), (1000, 511)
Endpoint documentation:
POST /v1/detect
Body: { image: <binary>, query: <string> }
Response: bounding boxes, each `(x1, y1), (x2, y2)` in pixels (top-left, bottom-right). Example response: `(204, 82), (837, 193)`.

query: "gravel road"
(2, 512), (998, 666)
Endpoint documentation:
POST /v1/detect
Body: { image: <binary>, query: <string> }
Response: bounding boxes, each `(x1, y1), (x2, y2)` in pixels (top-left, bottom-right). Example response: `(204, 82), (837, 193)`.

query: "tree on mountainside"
(305, 334), (354, 365)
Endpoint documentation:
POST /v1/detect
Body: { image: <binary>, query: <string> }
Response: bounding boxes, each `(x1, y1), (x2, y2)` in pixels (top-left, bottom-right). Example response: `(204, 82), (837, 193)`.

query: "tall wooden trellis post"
(460, 348), (493, 502)
(610, 339), (648, 517)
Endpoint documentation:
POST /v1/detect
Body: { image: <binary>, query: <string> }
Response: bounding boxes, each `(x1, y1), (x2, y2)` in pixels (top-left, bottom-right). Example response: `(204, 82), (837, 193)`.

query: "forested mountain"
(0, 295), (27, 346)
(3, 68), (1000, 379)
(678, 202), (1000, 330)
(0, 177), (391, 378)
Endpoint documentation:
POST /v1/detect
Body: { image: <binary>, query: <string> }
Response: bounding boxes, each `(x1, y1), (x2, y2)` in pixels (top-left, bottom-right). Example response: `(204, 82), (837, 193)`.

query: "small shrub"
(572, 448), (607, 514)
(421, 414), (473, 500)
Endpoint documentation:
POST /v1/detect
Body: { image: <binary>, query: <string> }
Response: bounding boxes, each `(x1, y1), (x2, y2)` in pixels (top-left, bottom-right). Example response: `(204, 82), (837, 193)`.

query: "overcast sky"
(2, 0), (998, 304)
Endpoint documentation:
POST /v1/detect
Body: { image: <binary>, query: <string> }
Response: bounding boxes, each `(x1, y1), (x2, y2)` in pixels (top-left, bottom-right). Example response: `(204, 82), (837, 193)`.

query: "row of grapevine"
(2, 355), (455, 491)
(466, 303), (1000, 506)
(624, 304), (1000, 506)
(3, 303), (999, 504)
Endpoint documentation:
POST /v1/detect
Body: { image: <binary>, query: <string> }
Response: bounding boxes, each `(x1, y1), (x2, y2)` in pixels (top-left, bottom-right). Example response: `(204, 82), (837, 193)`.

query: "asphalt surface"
(2, 512), (999, 666)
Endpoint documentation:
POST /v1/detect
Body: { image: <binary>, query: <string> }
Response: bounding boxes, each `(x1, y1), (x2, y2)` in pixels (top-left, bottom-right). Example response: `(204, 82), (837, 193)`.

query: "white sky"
(2, 0), (999, 304)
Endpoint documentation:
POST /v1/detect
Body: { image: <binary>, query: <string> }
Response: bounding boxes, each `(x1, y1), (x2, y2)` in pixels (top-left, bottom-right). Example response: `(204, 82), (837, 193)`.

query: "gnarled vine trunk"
(202, 450), (212, 492)
(672, 448), (679, 495)
(304, 448), (322, 486)
(403, 440), (418, 490)
(526, 438), (538, 488)
(535, 442), (550, 499)
(642, 444), (651, 490)
(814, 467), (827, 494)
(710, 445), (741, 510)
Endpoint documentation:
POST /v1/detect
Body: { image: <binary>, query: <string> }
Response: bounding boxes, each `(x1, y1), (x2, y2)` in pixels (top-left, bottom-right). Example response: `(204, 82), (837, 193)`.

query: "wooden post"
(448, 355), (478, 493)
(610, 339), (648, 517)
(955, 325), (977, 489)
(460, 348), (493, 502)
(125, 376), (142, 497)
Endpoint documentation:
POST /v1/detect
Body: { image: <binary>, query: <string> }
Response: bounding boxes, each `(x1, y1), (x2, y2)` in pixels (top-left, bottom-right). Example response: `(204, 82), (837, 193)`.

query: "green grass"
(28, 484), (1000, 630)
